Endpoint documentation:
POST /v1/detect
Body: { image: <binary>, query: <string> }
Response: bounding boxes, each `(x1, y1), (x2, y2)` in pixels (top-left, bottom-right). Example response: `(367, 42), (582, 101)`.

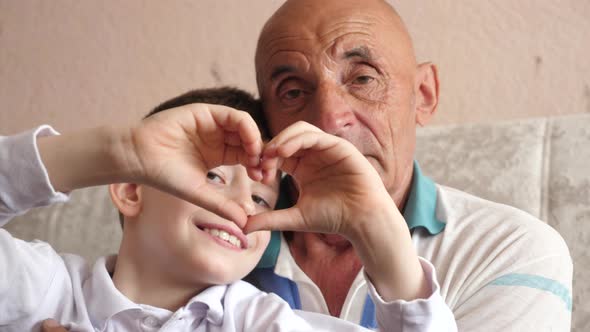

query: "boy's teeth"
(203, 227), (241, 248)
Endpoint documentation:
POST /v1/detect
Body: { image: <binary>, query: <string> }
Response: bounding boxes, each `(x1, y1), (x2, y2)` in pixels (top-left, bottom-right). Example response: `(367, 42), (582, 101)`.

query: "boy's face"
(133, 164), (279, 287)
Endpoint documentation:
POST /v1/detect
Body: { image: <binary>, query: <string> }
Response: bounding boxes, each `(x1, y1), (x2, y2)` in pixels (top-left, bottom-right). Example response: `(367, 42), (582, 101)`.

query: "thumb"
(42, 319), (69, 332)
(245, 207), (305, 233)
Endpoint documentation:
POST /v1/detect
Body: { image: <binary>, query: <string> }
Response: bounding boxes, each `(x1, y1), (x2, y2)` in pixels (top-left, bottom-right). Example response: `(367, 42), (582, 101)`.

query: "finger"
(42, 319), (69, 332)
(244, 207), (307, 233)
(189, 104), (263, 161)
(224, 132), (242, 147)
(259, 155), (282, 175)
(262, 166), (279, 186)
(221, 145), (261, 168)
(247, 166), (263, 182)
(263, 121), (323, 156)
(171, 179), (248, 225)
(208, 105), (263, 157)
(276, 131), (343, 158)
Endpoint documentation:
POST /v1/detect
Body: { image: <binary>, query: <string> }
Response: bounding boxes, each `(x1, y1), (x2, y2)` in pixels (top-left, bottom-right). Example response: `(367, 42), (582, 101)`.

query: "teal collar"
(256, 161), (445, 269)
(403, 161), (446, 235)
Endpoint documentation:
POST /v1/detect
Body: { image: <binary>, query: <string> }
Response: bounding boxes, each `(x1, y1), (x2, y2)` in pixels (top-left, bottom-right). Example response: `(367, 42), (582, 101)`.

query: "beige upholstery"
(5, 113), (590, 330)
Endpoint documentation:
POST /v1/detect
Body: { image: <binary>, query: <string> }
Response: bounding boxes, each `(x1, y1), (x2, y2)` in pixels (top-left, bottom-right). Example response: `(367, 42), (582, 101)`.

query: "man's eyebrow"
(270, 65), (297, 81)
(343, 46), (373, 61)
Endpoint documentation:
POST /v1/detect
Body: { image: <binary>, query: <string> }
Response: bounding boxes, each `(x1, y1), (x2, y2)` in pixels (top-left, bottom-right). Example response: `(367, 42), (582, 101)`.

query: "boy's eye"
(206, 171), (225, 184)
(252, 194), (271, 209)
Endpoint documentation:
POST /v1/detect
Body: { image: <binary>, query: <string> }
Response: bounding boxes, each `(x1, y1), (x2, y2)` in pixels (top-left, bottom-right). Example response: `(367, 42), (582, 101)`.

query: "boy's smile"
(111, 163), (279, 299)
(196, 222), (249, 250)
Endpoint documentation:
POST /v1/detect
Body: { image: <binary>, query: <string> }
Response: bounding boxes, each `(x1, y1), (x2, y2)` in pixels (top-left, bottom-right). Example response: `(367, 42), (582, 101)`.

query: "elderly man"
(244, 0), (572, 331)
(42, 0), (571, 331)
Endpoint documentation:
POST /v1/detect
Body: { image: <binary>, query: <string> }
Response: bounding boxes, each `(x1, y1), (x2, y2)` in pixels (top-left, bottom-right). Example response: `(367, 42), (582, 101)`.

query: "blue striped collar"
(256, 161), (445, 268)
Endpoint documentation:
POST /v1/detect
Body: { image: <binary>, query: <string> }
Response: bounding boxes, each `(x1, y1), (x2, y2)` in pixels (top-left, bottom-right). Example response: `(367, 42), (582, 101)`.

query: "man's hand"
(248, 121), (429, 302)
(39, 103), (264, 224)
(41, 319), (68, 332)
(248, 121), (396, 237)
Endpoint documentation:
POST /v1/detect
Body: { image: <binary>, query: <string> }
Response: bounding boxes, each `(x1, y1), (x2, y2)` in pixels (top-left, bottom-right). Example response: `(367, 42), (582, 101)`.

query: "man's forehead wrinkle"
(317, 17), (374, 41)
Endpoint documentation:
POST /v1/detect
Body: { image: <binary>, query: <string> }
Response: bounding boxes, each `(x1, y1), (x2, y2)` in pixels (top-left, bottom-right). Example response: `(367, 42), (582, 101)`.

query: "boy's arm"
(0, 126), (69, 224)
(0, 103), (263, 227)
(0, 126), (69, 325)
(36, 103), (264, 224)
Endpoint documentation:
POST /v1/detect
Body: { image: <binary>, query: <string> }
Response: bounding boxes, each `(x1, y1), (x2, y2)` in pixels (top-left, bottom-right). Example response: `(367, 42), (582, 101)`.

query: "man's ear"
(109, 183), (142, 219)
(414, 62), (440, 126)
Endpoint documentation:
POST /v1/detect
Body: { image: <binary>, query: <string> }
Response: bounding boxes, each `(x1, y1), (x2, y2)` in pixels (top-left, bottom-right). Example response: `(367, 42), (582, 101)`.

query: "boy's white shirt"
(0, 126), (456, 332)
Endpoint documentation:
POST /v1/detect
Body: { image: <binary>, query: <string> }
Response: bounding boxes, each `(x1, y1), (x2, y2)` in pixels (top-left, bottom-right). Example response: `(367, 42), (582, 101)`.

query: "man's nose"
(310, 84), (356, 136)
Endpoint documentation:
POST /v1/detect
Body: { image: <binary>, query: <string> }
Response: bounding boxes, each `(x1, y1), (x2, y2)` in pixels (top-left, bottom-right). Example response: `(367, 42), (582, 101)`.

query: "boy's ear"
(109, 183), (142, 219)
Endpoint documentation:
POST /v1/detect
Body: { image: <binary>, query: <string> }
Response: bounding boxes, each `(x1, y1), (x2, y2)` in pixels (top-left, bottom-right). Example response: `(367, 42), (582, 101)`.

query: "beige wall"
(1, 1), (589, 135)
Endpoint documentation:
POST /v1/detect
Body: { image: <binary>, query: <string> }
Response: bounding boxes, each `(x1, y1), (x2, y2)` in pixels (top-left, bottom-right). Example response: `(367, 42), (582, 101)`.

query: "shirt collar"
(188, 285), (226, 325)
(83, 255), (142, 329)
(403, 161), (446, 235)
(256, 160), (445, 269)
(84, 255), (229, 328)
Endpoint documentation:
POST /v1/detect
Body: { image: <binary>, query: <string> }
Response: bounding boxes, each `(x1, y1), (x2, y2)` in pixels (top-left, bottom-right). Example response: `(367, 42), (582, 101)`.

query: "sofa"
(5, 113), (590, 330)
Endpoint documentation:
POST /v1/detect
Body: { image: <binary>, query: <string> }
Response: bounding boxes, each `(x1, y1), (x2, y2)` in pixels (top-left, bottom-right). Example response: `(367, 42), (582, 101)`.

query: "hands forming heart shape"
(130, 103), (398, 240)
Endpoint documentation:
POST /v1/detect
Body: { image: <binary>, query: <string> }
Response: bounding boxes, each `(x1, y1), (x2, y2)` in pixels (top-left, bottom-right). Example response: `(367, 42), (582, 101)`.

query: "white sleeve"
(239, 291), (373, 332)
(0, 126), (69, 324)
(451, 223), (572, 331)
(365, 257), (458, 332)
(0, 125), (69, 225)
(0, 229), (62, 325)
(237, 261), (456, 332)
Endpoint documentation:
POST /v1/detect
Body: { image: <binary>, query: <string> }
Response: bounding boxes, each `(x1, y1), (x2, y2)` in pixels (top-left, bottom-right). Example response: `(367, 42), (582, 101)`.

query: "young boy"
(1, 87), (452, 332)
(0, 87), (374, 331)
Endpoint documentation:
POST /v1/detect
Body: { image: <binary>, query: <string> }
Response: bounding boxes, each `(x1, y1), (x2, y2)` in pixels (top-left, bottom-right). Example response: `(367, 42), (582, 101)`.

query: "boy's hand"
(39, 103), (263, 224)
(128, 103), (264, 223)
(247, 121), (399, 238)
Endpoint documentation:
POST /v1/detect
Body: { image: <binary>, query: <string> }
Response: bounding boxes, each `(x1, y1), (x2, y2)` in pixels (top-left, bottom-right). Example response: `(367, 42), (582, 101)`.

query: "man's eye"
(284, 89), (303, 100)
(252, 195), (270, 209)
(206, 171), (225, 184)
(352, 75), (374, 85)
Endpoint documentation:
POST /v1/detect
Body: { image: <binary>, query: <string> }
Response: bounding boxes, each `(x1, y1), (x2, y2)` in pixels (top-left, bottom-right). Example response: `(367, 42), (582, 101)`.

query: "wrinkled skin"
(253, 0), (439, 316)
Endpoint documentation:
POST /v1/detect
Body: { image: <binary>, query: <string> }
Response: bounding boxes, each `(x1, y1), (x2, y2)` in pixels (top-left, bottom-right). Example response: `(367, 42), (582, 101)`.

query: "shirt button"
(143, 316), (160, 327)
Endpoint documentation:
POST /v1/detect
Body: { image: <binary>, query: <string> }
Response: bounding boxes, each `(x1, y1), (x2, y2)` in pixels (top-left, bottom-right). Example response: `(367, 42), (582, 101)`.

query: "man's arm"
(249, 122), (457, 331)
(450, 212), (573, 331)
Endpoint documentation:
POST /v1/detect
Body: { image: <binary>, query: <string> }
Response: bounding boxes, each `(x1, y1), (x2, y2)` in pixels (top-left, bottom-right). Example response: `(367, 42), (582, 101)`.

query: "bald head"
(256, 0), (416, 87)
(254, 0), (439, 206)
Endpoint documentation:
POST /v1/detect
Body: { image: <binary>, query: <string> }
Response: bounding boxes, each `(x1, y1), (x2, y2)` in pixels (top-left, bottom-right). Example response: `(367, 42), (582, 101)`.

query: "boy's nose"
(231, 193), (255, 229)
(239, 200), (256, 217)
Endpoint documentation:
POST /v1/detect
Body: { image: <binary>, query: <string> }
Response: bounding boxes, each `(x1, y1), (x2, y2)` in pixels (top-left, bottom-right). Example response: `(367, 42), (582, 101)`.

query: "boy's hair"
(118, 87), (267, 228)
